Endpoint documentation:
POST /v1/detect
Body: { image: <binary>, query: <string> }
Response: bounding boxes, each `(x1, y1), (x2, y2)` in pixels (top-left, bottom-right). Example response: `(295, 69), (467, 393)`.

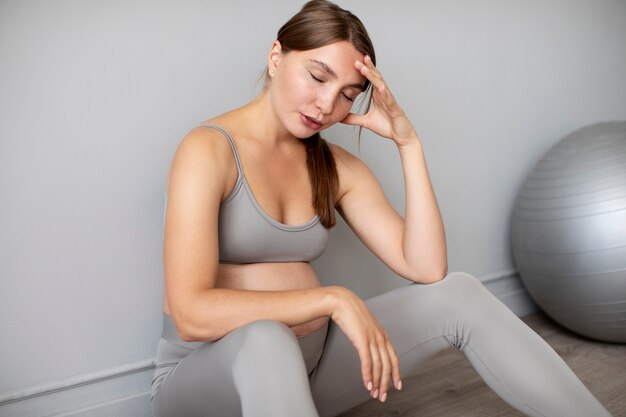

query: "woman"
(150, 1), (612, 416)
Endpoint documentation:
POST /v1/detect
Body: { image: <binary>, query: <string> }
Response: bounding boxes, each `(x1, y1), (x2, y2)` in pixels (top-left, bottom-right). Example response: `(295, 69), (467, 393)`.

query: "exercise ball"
(511, 121), (626, 343)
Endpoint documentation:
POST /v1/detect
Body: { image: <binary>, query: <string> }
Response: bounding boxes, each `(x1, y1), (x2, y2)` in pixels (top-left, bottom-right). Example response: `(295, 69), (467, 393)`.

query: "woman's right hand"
(327, 286), (402, 402)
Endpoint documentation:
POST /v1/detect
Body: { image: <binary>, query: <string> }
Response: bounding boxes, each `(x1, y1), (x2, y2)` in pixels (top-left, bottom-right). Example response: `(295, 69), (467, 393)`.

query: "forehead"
(290, 41), (366, 85)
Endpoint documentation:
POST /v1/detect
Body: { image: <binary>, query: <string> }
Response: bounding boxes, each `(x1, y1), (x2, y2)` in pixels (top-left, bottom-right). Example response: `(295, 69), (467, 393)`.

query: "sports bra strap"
(196, 123), (244, 177)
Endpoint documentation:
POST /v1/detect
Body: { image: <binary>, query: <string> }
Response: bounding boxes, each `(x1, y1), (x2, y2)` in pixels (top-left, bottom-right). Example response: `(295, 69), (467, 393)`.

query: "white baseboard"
(0, 270), (537, 417)
(0, 361), (154, 417)
(49, 392), (151, 417)
(481, 269), (539, 318)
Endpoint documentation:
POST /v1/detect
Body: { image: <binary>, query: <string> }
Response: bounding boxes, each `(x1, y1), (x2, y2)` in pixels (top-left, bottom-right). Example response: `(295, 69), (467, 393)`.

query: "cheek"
(278, 72), (314, 105)
(297, 80), (319, 105)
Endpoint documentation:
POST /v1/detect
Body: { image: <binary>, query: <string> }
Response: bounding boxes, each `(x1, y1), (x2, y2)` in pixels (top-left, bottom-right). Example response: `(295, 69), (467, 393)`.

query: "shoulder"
(166, 120), (237, 197)
(327, 141), (373, 178)
(326, 141), (364, 167)
(180, 120), (233, 155)
(326, 141), (376, 203)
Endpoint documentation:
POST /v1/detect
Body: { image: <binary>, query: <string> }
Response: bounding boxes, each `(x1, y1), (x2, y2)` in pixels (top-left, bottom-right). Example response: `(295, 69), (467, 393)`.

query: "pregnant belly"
(162, 261), (330, 337)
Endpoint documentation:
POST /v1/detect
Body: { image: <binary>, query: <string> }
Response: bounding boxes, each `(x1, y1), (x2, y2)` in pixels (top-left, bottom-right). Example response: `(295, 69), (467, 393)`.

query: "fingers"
(336, 294), (402, 402)
(374, 331), (402, 402)
(340, 112), (366, 128)
(376, 339), (391, 402)
(360, 330), (401, 403)
(354, 56), (397, 110)
(355, 55), (382, 89)
(357, 340), (373, 392)
(387, 339), (402, 392)
(369, 341), (382, 398)
(354, 57), (385, 94)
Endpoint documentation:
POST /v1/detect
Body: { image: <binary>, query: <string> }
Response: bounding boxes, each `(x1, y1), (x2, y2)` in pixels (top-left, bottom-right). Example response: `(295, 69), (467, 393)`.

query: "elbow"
(178, 321), (221, 343)
(170, 312), (195, 342)
(169, 289), (225, 342)
(427, 265), (448, 284)
(171, 311), (221, 343)
(405, 263), (448, 284)
(178, 325), (201, 343)
(401, 249), (448, 284)
(419, 271), (447, 285)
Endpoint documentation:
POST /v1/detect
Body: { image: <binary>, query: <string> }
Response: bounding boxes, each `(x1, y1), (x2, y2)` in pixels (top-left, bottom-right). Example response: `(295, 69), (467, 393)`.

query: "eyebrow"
(308, 59), (365, 91)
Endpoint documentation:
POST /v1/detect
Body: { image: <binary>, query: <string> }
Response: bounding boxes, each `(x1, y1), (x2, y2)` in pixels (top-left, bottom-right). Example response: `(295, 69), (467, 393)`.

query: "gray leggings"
(150, 272), (611, 417)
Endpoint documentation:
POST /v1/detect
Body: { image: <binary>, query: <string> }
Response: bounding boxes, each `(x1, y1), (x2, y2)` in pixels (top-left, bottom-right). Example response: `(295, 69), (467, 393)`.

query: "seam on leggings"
(231, 341), (245, 399)
(462, 343), (548, 417)
(399, 334), (457, 355)
(398, 335), (548, 417)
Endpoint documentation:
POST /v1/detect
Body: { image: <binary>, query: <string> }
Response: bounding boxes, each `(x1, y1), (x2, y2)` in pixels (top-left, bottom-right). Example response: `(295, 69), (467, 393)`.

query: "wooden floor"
(338, 312), (626, 417)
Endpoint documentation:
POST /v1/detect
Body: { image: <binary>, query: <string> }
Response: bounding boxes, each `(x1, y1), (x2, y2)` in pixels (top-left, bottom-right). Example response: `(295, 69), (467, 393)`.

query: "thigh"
(152, 318), (320, 417)
(151, 328), (245, 417)
(309, 275), (467, 417)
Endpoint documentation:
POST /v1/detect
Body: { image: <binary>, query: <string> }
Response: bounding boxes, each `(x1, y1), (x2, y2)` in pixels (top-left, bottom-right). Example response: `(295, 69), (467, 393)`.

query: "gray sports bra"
(195, 124), (330, 264)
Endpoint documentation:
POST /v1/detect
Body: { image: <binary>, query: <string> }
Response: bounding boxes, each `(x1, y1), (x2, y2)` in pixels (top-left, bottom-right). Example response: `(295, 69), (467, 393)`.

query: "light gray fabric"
(150, 272), (612, 417)
(150, 313), (328, 405)
(194, 124), (330, 264)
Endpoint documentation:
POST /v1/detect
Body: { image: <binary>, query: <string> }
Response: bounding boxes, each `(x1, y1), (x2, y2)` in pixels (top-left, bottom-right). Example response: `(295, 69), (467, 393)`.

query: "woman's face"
(268, 40), (367, 138)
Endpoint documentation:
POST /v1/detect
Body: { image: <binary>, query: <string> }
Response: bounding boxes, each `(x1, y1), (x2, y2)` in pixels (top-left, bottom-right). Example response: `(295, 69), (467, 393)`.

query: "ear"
(267, 40), (283, 76)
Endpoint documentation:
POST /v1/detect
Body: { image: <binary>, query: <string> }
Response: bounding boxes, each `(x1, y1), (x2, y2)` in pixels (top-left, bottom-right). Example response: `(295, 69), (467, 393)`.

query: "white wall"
(1, 0), (625, 415)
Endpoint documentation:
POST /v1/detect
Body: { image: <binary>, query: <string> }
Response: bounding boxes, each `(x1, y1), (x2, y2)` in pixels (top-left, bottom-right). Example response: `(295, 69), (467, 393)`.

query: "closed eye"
(310, 71), (355, 102)
(309, 72), (325, 83)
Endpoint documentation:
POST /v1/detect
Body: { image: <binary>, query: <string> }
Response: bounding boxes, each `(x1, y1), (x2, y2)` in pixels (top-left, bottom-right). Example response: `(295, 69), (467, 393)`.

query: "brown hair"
(273, 0), (376, 228)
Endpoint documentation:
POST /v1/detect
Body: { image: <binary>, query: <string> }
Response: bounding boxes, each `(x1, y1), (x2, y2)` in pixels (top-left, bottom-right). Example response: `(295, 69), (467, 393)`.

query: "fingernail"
(398, 380), (403, 390)
(372, 389), (378, 398)
(367, 381), (372, 391)
(381, 392), (387, 403)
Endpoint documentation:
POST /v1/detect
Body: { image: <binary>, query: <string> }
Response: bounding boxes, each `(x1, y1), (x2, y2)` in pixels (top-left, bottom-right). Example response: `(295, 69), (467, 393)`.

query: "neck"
(238, 89), (302, 148)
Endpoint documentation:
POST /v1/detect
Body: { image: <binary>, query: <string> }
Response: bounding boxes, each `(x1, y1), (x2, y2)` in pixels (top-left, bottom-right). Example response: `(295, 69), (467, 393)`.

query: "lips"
(301, 113), (323, 130)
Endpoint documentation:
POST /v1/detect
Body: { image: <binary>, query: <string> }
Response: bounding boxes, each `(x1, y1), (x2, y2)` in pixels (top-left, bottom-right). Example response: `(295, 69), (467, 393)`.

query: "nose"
(315, 90), (335, 115)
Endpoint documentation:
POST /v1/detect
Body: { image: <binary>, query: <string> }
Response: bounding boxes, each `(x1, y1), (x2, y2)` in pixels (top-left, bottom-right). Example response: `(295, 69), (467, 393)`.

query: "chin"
(295, 130), (318, 139)
(287, 122), (320, 139)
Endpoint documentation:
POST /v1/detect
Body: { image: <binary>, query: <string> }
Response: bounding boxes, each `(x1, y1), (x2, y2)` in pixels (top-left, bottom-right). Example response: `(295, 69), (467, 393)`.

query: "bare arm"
(174, 287), (336, 342)
(398, 137), (447, 280)
(339, 56), (447, 284)
(334, 140), (447, 284)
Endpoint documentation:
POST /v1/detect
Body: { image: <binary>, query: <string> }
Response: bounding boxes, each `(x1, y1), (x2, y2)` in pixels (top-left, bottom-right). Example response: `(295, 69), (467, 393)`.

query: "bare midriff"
(162, 261), (330, 337)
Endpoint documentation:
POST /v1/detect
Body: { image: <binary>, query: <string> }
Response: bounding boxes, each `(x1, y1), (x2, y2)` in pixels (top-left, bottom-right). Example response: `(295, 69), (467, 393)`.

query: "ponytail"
(302, 133), (338, 228)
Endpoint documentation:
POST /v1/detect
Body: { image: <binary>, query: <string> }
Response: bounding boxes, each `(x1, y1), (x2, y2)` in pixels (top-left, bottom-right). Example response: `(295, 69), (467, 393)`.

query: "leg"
(309, 272), (612, 417)
(151, 319), (319, 417)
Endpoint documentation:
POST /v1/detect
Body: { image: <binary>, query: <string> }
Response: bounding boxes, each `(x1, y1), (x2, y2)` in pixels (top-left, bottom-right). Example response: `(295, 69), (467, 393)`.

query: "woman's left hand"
(341, 56), (417, 147)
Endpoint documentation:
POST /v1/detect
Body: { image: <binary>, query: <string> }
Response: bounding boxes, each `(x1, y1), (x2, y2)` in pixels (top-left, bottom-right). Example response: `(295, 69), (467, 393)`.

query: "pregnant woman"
(150, 1), (612, 416)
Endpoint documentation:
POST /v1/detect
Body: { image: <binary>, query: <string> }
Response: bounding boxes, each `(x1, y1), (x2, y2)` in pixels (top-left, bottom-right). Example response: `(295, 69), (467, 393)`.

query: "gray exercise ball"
(511, 121), (626, 343)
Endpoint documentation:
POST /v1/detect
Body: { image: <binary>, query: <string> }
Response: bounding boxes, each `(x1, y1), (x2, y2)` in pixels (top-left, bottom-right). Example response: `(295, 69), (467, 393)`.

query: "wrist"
(395, 131), (421, 149)
(396, 134), (423, 153)
(322, 285), (348, 318)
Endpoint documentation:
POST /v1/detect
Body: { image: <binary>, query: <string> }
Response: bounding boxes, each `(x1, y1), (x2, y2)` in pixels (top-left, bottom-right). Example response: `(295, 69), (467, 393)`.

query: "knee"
(428, 271), (490, 308)
(239, 319), (296, 345)
(236, 320), (301, 360)
(441, 271), (483, 289)
(232, 320), (307, 378)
